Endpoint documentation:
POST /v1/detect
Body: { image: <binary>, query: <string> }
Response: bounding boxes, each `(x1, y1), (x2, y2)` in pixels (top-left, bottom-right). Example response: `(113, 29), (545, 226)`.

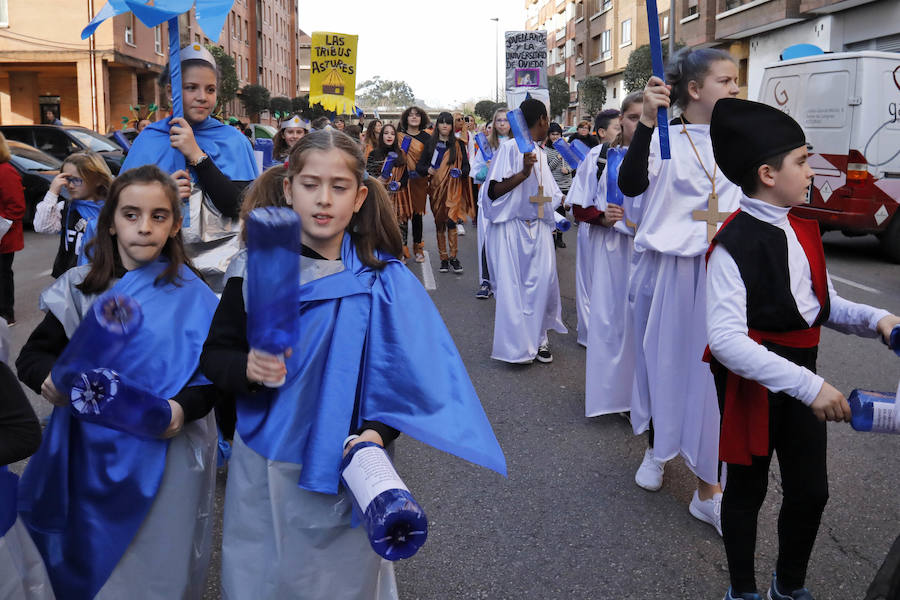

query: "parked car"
(5, 140), (68, 230)
(106, 128), (138, 152)
(758, 50), (900, 261)
(0, 125), (125, 175)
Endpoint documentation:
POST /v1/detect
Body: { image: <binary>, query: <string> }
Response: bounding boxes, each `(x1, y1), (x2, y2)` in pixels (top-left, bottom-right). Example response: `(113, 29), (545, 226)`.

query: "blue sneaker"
(767, 573), (815, 600)
(724, 588), (762, 600)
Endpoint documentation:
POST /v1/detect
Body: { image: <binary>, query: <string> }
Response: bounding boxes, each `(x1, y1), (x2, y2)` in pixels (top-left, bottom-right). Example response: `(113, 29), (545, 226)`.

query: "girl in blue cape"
(122, 44), (259, 292)
(33, 151), (113, 278)
(15, 166), (220, 600)
(201, 129), (507, 600)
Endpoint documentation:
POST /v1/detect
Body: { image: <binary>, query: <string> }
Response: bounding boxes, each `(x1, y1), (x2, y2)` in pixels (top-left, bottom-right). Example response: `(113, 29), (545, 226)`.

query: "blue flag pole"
(645, 0), (670, 160)
(167, 17), (183, 119)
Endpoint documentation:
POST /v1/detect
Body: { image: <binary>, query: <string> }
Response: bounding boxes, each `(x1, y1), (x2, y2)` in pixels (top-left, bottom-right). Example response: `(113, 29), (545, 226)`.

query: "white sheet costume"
(569, 144), (642, 418)
(471, 136), (508, 288)
(575, 222), (592, 347)
(627, 123), (742, 484)
(0, 494), (54, 600)
(486, 139), (568, 363)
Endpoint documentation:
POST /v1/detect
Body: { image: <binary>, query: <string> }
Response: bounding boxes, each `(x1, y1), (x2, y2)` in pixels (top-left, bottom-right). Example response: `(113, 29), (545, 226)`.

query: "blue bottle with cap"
(848, 389), (899, 434)
(51, 292), (143, 397)
(475, 132), (493, 161)
(246, 207), (301, 387)
(507, 108), (535, 153)
(70, 368), (173, 439)
(430, 141), (447, 170)
(340, 440), (428, 561)
(380, 152), (398, 180)
(606, 147), (626, 207)
(553, 138), (583, 170)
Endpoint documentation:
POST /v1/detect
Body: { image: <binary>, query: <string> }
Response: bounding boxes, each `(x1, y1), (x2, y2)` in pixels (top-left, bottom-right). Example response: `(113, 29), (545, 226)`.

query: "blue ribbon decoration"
(606, 147), (626, 207)
(646, 0), (670, 159)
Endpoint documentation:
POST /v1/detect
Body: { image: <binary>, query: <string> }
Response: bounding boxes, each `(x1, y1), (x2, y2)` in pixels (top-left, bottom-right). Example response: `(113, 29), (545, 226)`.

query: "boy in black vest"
(706, 98), (900, 600)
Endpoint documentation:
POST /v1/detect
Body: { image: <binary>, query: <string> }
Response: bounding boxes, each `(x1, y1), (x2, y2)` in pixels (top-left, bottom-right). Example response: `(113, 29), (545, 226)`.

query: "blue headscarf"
(122, 115), (259, 181)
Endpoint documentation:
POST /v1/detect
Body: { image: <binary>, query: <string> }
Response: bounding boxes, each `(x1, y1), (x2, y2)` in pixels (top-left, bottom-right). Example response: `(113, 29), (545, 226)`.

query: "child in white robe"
(486, 99), (567, 364)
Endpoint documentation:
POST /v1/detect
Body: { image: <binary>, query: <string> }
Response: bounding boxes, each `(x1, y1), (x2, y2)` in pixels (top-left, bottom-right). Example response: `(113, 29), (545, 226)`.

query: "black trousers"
(716, 357), (828, 594)
(398, 214), (424, 247)
(0, 252), (13, 322)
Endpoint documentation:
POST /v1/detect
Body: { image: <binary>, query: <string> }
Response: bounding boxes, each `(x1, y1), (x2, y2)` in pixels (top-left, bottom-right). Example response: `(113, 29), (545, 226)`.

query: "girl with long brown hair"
(397, 106), (431, 263)
(365, 124), (414, 261)
(200, 128), (505, 600)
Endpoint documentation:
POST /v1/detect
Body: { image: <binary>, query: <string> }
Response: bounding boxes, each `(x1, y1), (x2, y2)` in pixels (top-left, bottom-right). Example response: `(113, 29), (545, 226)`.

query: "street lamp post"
(491, 17), (499, 103)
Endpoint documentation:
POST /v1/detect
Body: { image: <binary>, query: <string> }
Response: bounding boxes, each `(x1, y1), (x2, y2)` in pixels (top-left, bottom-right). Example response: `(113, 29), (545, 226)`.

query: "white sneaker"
(456, 223), (466, 235)
(634, 448), (665, 491)
(689, 490), (723, 536)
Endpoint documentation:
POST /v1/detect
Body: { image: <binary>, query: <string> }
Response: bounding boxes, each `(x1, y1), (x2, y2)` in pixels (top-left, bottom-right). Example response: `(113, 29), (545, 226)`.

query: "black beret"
(710, 98), (806, 184)
(548, 122), (563, 135)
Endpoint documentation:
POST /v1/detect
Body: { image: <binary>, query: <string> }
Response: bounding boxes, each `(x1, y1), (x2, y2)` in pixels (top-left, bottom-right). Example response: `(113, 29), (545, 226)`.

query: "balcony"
(799, 0), (877, 14)
(714, 0), (804, 40)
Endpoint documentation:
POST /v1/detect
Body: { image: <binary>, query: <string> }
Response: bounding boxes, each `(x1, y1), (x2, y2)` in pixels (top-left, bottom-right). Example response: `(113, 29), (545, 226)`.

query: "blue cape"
(121, 115), (259, 181)
(236, 234), (507, 494)
(17, 260), (218, 600)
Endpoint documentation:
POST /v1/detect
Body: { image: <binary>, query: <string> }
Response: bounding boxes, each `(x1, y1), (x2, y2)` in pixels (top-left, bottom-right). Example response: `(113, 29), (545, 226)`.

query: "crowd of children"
(2, 40), (899, 600)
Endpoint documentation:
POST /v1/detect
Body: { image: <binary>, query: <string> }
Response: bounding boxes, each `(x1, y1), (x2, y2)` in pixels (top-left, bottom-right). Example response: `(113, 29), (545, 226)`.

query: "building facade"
(0, 0), (307, 131)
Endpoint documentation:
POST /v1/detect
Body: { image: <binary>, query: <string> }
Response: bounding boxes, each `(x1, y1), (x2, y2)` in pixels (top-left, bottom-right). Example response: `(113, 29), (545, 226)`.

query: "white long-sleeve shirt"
(33, 191), (63, 234)
(706, 195), (890, 406)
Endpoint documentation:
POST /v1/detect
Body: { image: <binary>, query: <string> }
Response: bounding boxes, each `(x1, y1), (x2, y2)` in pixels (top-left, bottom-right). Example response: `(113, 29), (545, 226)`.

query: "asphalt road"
(6, 224), (900, 600)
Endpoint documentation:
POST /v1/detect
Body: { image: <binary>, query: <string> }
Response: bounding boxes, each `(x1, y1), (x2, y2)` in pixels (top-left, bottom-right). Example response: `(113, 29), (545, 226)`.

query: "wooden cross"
(692, 192), (731, 242)
(625, 218), (638, 230)
(530, 186), (553, 219)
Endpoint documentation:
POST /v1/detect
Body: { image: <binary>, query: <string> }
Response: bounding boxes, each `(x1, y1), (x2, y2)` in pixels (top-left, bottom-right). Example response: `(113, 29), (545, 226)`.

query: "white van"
(758, 51), (900, 260)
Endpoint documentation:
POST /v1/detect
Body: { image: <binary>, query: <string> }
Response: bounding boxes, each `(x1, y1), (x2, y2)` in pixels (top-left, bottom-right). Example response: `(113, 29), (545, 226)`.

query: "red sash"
(704, 211), (828, 465)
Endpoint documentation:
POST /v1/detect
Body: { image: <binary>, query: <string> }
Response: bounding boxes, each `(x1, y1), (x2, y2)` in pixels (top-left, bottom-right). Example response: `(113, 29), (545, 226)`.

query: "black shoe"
(475, 282), (493, 299)
(554, 233), (566, 248)
(536, 343), (553, 363)
(439, 259), (450, 273)
(449, 257), (463, 273)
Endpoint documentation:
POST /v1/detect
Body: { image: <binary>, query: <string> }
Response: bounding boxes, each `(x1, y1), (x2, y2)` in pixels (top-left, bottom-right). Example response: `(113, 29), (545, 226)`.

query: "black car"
(0, 125), (124, 175)
(6, 140), (68, 230)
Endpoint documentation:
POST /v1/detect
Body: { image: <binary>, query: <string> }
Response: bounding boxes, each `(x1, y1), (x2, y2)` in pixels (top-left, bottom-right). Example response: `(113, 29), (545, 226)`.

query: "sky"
(297, 0), (526, 108)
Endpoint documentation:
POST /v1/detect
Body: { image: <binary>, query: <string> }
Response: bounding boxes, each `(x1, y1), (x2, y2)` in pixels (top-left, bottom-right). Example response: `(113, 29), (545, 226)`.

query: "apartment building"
(527, 0), (672, 123)
(0, 0), (306, 130)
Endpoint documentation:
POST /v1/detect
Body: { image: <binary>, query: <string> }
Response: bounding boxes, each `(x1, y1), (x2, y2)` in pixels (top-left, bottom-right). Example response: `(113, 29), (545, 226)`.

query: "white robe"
(486, 139), (567, 363)
(569, 143), (641, 417)
(0, 518), (54, 599)
(471, 137), (507, 287)
(574, 223), (592, 347)
(627, 124), (742, 484)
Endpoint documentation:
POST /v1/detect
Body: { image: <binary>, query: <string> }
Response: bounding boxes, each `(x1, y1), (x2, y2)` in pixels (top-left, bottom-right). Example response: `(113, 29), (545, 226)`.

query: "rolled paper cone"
(475, 132), (493, 161)
(70, 368), (173, 439)
(571, 139), (590, 162)
(430, 142), (447, 170)
(553, 138), (582, 170)
(51, 292), (143, 396)
(605, 147), (626, 206)
(507, 108), (535, 153)
(400, 136), (412, 153)
(389, 181), (400, 192)
(246, 207), (301, 387)
(341, 441), (428, 561)
(848, 389), (899, 434)
(889, 324), (900, 356)
(380, 152), (398, 180)
(554, 210), (571, 232)
(449, 168), (461, 178)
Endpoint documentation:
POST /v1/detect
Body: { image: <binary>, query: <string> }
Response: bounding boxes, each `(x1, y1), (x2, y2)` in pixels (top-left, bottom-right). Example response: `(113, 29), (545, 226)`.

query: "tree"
(548, 74), (569, 121)
(623, 42), (685, 93)
(270, 96), (292, 119)
(356, 76), (415, 108)
(578, 76), (606, 118)
(474, 100), (507, 123)
(291, 95), (330, 121)
(239, 84), (270, 122)
(206, 45), (239, 110)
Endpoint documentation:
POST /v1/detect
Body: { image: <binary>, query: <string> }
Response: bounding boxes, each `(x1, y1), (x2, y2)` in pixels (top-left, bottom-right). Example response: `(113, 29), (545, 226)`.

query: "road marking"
(37, 269), (51, 278)
(830, 274), (881, 295)
(421, 250), (436, 290)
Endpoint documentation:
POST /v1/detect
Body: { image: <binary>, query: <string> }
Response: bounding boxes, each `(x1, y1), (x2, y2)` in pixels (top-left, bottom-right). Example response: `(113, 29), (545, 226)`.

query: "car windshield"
(67, 128), (120, 152)
(8, 142), (61, 171)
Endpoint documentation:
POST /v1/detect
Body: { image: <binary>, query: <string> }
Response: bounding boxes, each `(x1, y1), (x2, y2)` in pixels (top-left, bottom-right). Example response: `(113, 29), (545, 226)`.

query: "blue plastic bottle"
(475, 132), (493, 161)
(430, 141), (447, 170)
(507, 108), (535, 153)
(51, 292), (143, 397)
(380, 152), (398, 180)
(887, 324), (900, 356)
(554, 211), (571, 232)
(553, 138), (583, 170)
(400, 135), (412, 153)
(848, 389), (899, 434)
(571, 139), (590, 162)
(340, 440), (428, 561)
(70, 368), (173, 439)
(246, 207), (301, 387)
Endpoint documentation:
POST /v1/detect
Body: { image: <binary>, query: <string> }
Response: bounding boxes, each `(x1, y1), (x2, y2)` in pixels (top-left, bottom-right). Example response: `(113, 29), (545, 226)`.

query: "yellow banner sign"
(309, 31), (358, 114)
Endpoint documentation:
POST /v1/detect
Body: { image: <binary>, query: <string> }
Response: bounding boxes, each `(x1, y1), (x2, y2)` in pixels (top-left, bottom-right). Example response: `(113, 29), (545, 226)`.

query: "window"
(621, 19), (631, 45)
(602, 0), (612, 10)
(576, 42), (584, 62)
(125, 14), (135, 45)
(686, 0), (698, 17)
(194, 33), (201, 44)
(245, 58), (250, 80)
(244, 19), (249, 43)
(601, 29), (611, 60)
(725, 0), (744, 9)
(154, 25), (163, 54)
(0, 0), (9, 28)
(660, 12), (670, 36)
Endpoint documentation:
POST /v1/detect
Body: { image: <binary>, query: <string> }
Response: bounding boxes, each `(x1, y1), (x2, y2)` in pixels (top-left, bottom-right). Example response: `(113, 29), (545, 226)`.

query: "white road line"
(421, 250), (437, 290)
(37, 269), (52, 278)
(830, 274), (881, 295)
